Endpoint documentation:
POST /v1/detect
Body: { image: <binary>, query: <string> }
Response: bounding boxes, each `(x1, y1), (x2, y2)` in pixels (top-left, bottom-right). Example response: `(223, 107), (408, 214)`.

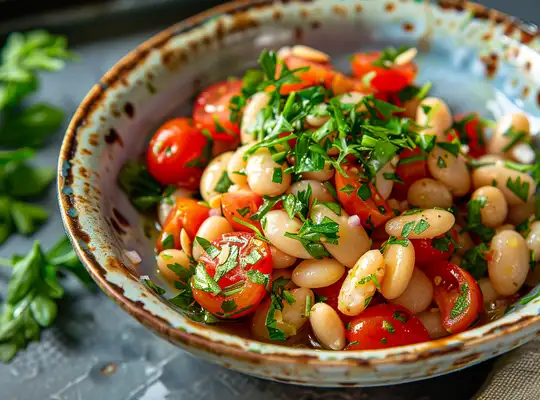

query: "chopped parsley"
(437, 156), (447, 168)
(450, 284), (470, 319)
(192, 262), (221, 295)
(236, 206), (250, 217)
(506, 176), (530, 202)
(401, 218), (430, 238)
(265, 277), (294, 341)
(272, 167), (283, 184)
(221, 299), (237, 313)
(141, 276), (166, 295)
(393, 310), (408, 324)
(382, 320), (395, 334)
(463, 198), (496, 242)
(339, 184), (355, 196)
(195, 236), (220, 258)
(213, 245), (239, 282)
(161, 233), (175, 250)
(460, 243), (489, 280)
(356, 183), (372, 201)
(371, 46), (410, 68)
(285, 216), (339, 259)
(246, 269), (270, 287)
(357, 273), (381, 290)
(436, 142), (460, 157)
(214, 171), (233, 193)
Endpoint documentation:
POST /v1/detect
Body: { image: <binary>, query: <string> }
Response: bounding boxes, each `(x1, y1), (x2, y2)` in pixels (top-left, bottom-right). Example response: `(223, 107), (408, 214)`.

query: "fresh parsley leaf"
(437, 156), (447, 168)
(356, 183), (372, 201)
(436, 142), (460, 157)
(371, 46), (410, 68)
(464, 198), (496, 242)
(221, 299), (237, 313)
(339, 184), (355, 196)
(195, 236), (220, 258)
(357, 273), (381, 290)
(161, 233), (175, 250)
(213, 245), (239, 282)
(323, 181), (338, 201)
(393, 310), (408, 324)
(118, 160), (163, 211)
(272, 167), (283, 184)
(141, 276), (166, 295)
(506, 175), (530, 202)
(192, 262), (221, 295)
(286, 216), (339, 259)
(214, 171), (233, 194)
(461, 243), (489, 280)
(250, 195), (282, 221)
(450, 283), (470, 319)
(246, 269), (270, 287)
(232, 217), (268, 242)
(321, 202), (341, 216)
(236, 206), (250, 217)
(382, 320), (396, 334)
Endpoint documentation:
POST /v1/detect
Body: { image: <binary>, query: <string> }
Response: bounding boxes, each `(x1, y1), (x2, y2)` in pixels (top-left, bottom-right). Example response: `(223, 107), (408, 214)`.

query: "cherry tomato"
(351, 51), (417, 92)
(335, 164), (392, 229)
(156, 198), (210, 252)
(221, 191), (264, 233)
(411, 228), (459, 266)
(446, 112), (486, 158)
(146, 118), (210, 189)
(277, 55), (335, 95)
(192, 232), (273, 319)
(193, 79), (242, 143)
(392, 147), (428, 200)
(346, 304), (430, 350)
(423, 261), (483, 334)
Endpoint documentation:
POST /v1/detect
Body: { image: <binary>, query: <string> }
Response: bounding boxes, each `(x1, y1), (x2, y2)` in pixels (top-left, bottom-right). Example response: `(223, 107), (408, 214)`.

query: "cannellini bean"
(375, 157), (399, 200)
(287, 180), (334, 206)
(158, 188), (195, 226)
(488, 230), (529, 295)
(407, 178), (453, 209)
(488, 112), (530, 156)
(472, 165), (535, 206)
(180, 229), (192, 257)
(478, 277), (499, 305)
(495, 224), (515, 234)
(417, 310), (448, 339)
(427, 146), (471, 197)
(251, 300), (296, 340)
(449, 254), (462, 266)
(385, 209), (455, 239)
(389, 268), (433, 313)
(263, 210), (313, 259)
(192, 216), (234, 260)
(471, 186), (508, 228)
(281, 287), (315, 330)
(291, 45), (330, 63)
(309, 303), (346, 350)
(157, 249), (191, 283)
(246, 149), (291, 196)
(402, 97), (421, 119)
(311, 203), (370, 267)
(456, 227), (475, 256)
(507, 200), (535, 225)
(381, 241), (416, 299)
(305, 104), (330, 127)
(241, 92), (270, 144)
(526, 221), (540, 256)
(270, 245), (297, 269)
(338, 250), (385, 316)
(302, 161), (335, 182)
(416, 97), (452, 140)
(292, 258), (345, 288)
(200, 152), (233, 202)
(272, 269), (297, 289)
(227, 143), (252, 186)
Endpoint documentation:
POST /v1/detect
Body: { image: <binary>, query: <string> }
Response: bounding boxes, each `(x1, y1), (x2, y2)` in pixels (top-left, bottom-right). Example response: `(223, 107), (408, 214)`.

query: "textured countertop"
(0, 1), (537, 399)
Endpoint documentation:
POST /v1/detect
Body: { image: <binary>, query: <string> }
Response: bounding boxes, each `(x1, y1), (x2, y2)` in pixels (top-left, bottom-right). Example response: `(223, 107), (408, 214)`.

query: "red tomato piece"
(277, 55), (335, 95)
(146, 118), (210, 189)
(423, 261), (483, 334)
(446, 112), (487, 158)
(192, 232), (273, 319)
(156, 198), (210, 252)
(221, 191), (264, 233)
(335, 164), (392, 229)
(351, 51), (417, 92)
(411, 228), (459, 266)
(346, 304), (430, 350)
(193, 79), (242, 143)
(313, 276), (353, 324)
(392, 147), (428, 200)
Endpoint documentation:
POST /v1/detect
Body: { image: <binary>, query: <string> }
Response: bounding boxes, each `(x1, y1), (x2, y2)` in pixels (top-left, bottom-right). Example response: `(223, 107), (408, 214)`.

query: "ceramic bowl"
(58, 0), (540, 387)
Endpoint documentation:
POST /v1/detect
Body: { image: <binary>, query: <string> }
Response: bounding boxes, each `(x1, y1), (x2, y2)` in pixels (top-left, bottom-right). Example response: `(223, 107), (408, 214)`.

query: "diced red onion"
(348, 215), (361, 227)
(209, 208), (221, 217)
(125, 250), (141, 264)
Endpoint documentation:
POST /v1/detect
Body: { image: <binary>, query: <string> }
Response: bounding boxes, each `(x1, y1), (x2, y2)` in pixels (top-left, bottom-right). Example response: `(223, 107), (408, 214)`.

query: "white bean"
(302, 161), (335, 182)
(526, 221), (540, 257)
(305, 103), (330, 127)
(507, 200), (535, 225)
(246, 150), (291, 196)
(291, 45), (330, 63)
(338, 250), (385, 316)
(292, 258), (345, 288)
(311, 203), (370, 268)
(200, 152), (233, 202)
(263, 210), (313, 259)
(241, 92), (270, 144)
(227, 143), (252, 186)
(375, 157), (399, 200)
(385, 209), (455, 239)
(478, 277), (498, 305)
(488, 230), (529, 295)
(427, 146), (471, 197)
(158, 188), (195, 226)
(389, 268), (433, 314)
(272, 269), (297, 290)
(381, 241), (416, 299)
(417, 310), (448, 339)
(270, 245), (297, 269)
(157, 249), (191, 283)
(287, 180), (334, 206)
(309, 303), (346, 350)
(416, 97), (453, 140)
(472, 165), (535, 206)
(455, 224), (474, 256)
(281, 287), (315, 330)
(192, 216), (234, 260)
(251, 300), (296, 340)
(471, 186), (508, 228)
(407, 178), (453, 209)
(488, 112), (530, 157)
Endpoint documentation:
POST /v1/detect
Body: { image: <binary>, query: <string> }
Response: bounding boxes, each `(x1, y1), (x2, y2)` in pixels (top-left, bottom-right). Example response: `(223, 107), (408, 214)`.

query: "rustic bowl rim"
(58, 0), (540, 369)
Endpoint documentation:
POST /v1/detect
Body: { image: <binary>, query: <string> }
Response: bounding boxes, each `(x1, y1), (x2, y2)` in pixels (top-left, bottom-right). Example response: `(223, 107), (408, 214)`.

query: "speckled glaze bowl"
(58, 0), (540, 387)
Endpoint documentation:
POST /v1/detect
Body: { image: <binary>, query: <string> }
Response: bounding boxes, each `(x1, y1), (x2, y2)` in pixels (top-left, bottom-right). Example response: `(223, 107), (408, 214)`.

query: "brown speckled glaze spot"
(89, 133), (99, 146)
(332, 4), (347, 16)
(272, 9), (283, 20)
(525, 60), (532, 72)
(355, 4), (363, 13)
(79, 166), (90, 179)
(481, 52), (499, 78)
(403, 22), (414, 32)
(81, 148), (92, 156)
(105, 128), (124, 146)
(522, 86), (530, 99)
(384, 2), (395, 12)
(124, 102), (135, 118)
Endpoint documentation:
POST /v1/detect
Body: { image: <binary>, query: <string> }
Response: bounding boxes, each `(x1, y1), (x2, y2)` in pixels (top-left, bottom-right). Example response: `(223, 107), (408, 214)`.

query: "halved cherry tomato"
(277, 55), (335, 95)
(335, 164), (392, 229)
(411, 228), (459, 266)
(193, 79), (242, 143)
(423, 261), (483, 334)
(221, 191), (264, 233)
(146, 118), (210, 189)
(156, 198), (210, 252)
(392, 147), (428, 200)
(351, 51), (417, 92)
(446, 112), (486, 158)
(192, 232), (273, 319)
(346, 304), (430, 350)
